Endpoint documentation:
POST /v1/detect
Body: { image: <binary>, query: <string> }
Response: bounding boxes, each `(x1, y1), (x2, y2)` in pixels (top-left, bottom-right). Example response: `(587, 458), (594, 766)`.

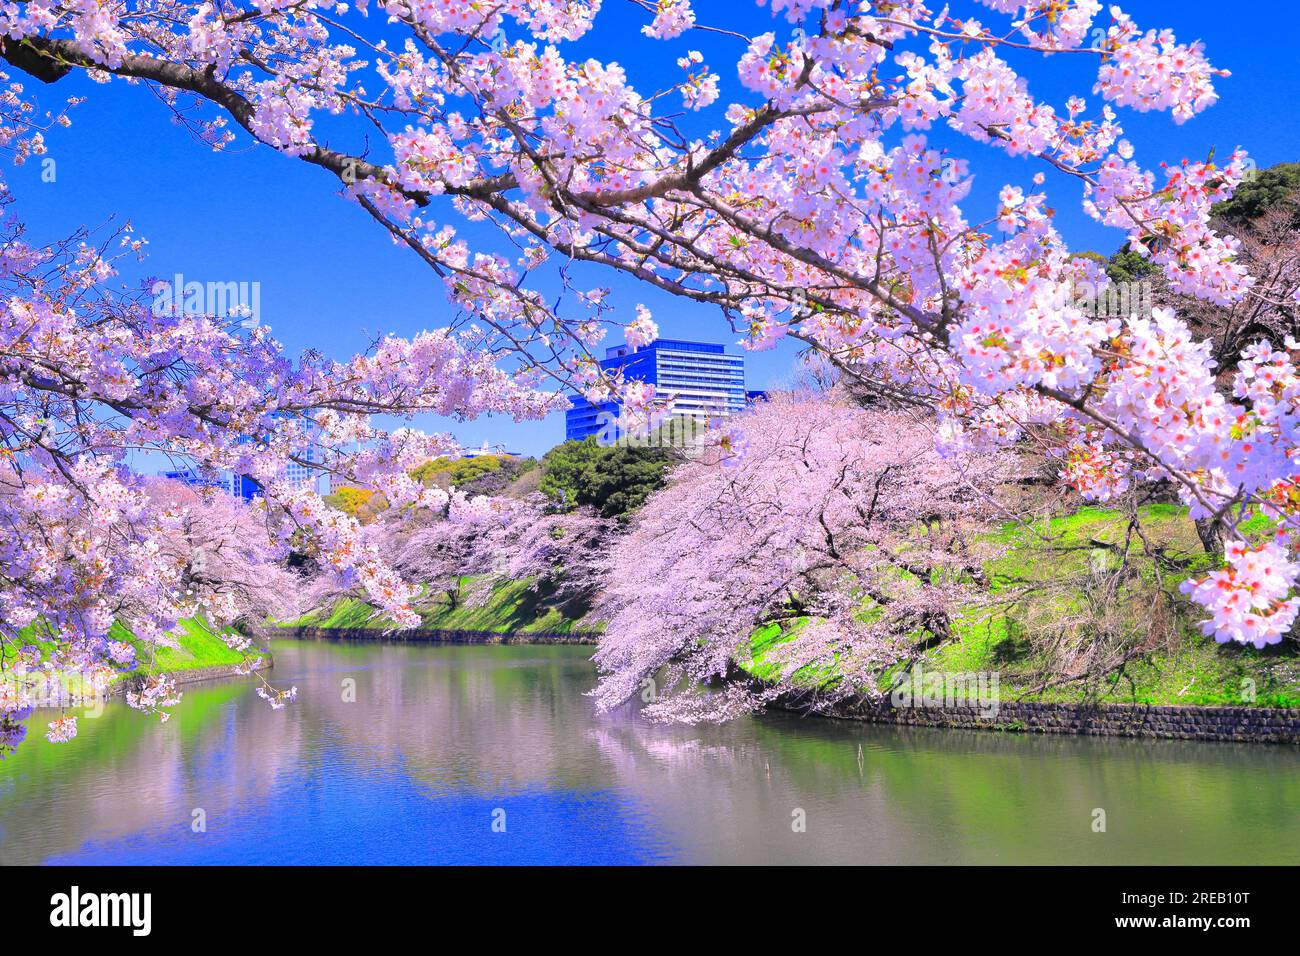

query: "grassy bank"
(743, 504), (1300, 709)
(2, 614), (262, 684)
(280, 504), (1298, 708)
(280, 575), (596, 635)
(123, 616), (260, 676)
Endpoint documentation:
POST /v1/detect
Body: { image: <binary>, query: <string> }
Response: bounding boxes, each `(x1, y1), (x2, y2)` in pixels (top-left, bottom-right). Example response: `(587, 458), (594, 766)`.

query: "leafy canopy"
(541, 439), (672, 520)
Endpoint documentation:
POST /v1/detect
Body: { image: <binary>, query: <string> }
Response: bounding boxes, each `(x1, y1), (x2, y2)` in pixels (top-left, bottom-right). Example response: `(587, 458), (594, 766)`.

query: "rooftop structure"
(565, 338), (747, 443)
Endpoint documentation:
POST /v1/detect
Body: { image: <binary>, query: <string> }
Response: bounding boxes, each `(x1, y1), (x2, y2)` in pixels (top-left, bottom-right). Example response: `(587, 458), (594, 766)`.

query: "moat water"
(2, 639), (1297, 864)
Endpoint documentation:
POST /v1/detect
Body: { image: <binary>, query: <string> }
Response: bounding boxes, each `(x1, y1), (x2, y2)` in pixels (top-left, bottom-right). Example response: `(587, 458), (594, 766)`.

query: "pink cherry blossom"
(45, 715), (78, 743)
(625, 306), (659, 349)
(592, 392), (1016, 720)
(0, 0), (1291, 669)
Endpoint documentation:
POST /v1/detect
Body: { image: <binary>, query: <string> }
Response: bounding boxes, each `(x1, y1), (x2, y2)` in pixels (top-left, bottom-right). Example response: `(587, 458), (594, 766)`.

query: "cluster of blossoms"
(1092, 7), (1221, 123)
(642, 0), (696, 40)
(447, 490), (507, 524)
(676, 50), (720, 110)
(256, 684), (298, 710)
(1084, 152), (1254, 303)
(45, 715), (77, 743)
(306, 493), (616, 625)
(1182, 542), (1300, 649)
(1059, 436), (1131, 502)
(593, 392), (1015, 721)
(624, 306), (659, 350)
(124, 674), (181, 720)
(0, 0), (1294, 684)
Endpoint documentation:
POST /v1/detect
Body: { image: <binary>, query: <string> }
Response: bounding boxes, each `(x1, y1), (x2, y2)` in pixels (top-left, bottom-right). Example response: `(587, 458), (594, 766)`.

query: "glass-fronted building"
(163, 462), (324, 501)
(565, 338), (747, 442)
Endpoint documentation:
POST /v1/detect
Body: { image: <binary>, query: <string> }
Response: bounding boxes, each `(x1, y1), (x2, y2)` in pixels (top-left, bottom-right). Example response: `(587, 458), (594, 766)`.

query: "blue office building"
(565, 338), (747, 442)
(162, 465), (321, 501)
(163, 468), (227, 493)
(163, 468), (263, 500)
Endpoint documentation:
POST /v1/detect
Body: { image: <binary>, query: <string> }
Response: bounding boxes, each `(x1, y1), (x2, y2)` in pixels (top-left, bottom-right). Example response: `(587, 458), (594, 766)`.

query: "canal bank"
(15, 656), (273, 708)
(266, 629), (1298, 743)
(108, 654), (273, 699)
(261, 626), (597, 645)
(799, 696), (1300, 744)
(749, 663), (1299, 745)
(7, 616), (273, 708)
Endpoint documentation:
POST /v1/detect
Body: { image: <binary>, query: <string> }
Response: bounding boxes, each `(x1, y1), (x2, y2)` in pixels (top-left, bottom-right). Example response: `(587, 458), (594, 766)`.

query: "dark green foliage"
(1211, 161), (1300, 225)
(1104, 246), (1159, 284)
(540, 438), (671, 520)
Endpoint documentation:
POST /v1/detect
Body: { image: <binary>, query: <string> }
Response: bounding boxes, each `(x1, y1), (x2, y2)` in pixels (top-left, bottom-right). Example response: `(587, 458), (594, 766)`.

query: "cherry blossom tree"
(2, 3), (1298, 661)
(592, 391), (1012, 721)
(1178, 206), (1300, 374)
(489, 500), (614, 612)
(312, 490), (616, 622)
(142, 477), (304, 631)
(378, 493), (511, 612)
(1102, 190), (1300, 556)
(1102, 170), (1300, 397)
(0, 199), (561, 747)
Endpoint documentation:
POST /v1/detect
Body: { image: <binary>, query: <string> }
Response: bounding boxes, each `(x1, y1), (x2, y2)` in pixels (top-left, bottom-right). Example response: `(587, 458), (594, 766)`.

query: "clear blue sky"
(9, 1), (1298, 456)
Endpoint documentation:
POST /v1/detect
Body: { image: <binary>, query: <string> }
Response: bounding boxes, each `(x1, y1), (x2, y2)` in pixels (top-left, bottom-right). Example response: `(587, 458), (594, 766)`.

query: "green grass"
(284, 596), (389, 630)
(281, 575), (597, 635)
(743, 618), (816, 684)
(1, 614), (260, 687)
(741, 504), (1300, 708)
(123, 616), (254, 675)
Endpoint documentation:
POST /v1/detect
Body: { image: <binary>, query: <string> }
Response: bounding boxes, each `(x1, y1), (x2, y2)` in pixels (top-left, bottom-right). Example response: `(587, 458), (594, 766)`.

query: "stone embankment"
(821, 697), (1299, 743)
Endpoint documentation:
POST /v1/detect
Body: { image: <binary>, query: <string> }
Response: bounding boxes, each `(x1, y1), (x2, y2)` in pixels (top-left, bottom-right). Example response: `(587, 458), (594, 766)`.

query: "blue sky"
(9, 1), (1298, 456)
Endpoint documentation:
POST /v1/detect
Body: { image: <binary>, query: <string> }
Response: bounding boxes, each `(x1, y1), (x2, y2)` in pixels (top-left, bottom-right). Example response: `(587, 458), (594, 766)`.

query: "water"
(1, 639), (1297, 865)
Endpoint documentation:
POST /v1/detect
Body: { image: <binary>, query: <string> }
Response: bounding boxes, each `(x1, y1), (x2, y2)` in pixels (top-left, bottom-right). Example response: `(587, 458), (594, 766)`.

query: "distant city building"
(565, 338), (747, 443)
(462, 442), (522, 459)
(230, 474), (264, 500)
(163, 468), (237, 496)
(163, 468), (263, 500)
(284, 459), (317, 489)
(162, 459), (326, 501)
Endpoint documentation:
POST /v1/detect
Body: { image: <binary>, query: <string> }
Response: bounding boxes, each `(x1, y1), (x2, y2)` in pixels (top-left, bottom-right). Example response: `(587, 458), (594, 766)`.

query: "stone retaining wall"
(821, 697), (1299, 743)
(265, 626), (598, 646)
(110, 656), (272, 699)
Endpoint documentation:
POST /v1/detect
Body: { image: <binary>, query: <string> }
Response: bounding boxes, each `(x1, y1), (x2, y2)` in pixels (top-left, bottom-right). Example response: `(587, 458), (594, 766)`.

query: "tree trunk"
(1194, 515), (1226, 557)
